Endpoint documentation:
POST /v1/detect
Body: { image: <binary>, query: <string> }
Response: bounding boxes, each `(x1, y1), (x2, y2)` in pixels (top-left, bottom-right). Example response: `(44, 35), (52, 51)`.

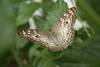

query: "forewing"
(53, 7), (77, 30)
(18, 29), (62, 51)
(52, 7), (77, 49)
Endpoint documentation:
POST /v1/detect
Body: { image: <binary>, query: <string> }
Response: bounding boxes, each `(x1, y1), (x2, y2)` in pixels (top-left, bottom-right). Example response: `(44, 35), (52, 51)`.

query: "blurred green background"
(0, 0), (100, 67)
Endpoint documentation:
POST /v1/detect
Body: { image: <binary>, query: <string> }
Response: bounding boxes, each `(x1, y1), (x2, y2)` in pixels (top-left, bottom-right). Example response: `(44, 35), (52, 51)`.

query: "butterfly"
(18, 7), (77, 51)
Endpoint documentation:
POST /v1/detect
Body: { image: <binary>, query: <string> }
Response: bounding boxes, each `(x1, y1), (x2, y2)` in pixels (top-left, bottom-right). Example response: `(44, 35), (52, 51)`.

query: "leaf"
(15, 32), (29, 49)
(54, 34), (100, 67)
(33, 49), (47, 66)
(1, 0), (26, 2)
(76, 0), (100, 34)
(41, 0), (55, 17)
(37, 49), (67, 67)
(38, 51), (61, 67)
(43, 0), (68, 31)
(74, 37), (83, 45)
(70, 37), (83, 49)
(0, 56), (12, 67)
(0, 2), (16, 58)
(34, 16), (46, 30)
(78, 28), (92, 41)
(85, 0), (100, 16)
(16, 2), (41, 26)
(36, 0), (69, 66)
(29, 44), (40, 62)
(45, 61), (57, 67)
(33, 0), (54, 31)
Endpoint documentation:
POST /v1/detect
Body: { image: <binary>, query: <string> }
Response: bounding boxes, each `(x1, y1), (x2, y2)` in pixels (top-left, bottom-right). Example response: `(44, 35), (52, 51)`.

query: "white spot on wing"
(69, 11), (72, 13)
(24, 35), (27, 36)
(67, 15), (69, 17)
(64, 13), (67, 16)
(27, 30), (31, 34)
(60, 18), (64, 25)
(71, 13), (73, 15)
(68, 19), (70, 23)
(60, 18), (63, 21)
(39, 34), (41, 36)
(68, 10), (70, 12)
(22, 31), (26, 34)
(61, 23), (64, 25)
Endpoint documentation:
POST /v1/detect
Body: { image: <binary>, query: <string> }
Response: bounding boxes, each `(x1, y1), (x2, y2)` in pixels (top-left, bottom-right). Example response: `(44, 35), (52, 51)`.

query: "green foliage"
(76, 0), (100, 34)
(0, 1), (16, 58)
(55, 34), (100, 67)
(0, 0), (100, 67)
(43, 0), (68, 31)
(16, 2), (41, 26)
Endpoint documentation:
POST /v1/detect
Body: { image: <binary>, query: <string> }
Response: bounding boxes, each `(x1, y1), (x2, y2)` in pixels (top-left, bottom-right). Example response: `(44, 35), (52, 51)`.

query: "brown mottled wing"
(18, 30), (56, 51)
(18, 7), (77, 51)
(52, 7), (77, 49)
(18, 29), (68, 51)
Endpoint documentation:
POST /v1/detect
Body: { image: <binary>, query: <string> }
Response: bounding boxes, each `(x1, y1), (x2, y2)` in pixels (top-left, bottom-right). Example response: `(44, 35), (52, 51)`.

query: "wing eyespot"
(66, 21), (68, 24)
(67, 33), (69, 34)
(35, 35), (38, 38)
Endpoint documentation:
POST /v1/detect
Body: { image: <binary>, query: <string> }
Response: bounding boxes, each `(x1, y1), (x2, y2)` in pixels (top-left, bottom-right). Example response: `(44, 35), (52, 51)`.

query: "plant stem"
(11, 45), (24, 67)
(76, 0), (100, 26)
(77, 14), (91, 37)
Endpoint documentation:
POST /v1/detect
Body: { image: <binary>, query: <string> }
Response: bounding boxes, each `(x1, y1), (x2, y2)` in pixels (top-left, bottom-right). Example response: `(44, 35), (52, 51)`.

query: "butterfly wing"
(18, 7), (77, 52)
(18, 29), (62, 51)
(52, 7), (77, 49)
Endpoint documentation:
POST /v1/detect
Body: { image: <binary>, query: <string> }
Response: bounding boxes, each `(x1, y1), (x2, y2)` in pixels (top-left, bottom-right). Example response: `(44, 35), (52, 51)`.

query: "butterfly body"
(18, 7), (77, 51)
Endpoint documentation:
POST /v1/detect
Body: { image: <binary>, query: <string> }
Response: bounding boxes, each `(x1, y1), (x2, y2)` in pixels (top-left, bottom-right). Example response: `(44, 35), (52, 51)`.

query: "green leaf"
(37, 49), (67, 67)
(76, 0), (100, 34)
(1, 0), (26, 2)
(75, 30), (82, 36)
(33, 49), (47, 66)
(43, 0), (68, 31)
(0, 56), (12, 67)
(15, 32), (28, 49)
(16, 2), (41, 26)
(0, 2), (16, 58)
(29, 44), (40, 62)
(34, 16), (46, 30)
(45, 61), (57, 67)
(33, 0), (54, 31)
(54, 34), (100, 67)
(38, 51), (61, 67)
(36, 0), (69, 66)
(42, 0), (54, 17)
(85, 0), (100, 16)
(74, 37), (83, 45)
(70, 37), (83, 49)
(78, 28), (92, 41)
